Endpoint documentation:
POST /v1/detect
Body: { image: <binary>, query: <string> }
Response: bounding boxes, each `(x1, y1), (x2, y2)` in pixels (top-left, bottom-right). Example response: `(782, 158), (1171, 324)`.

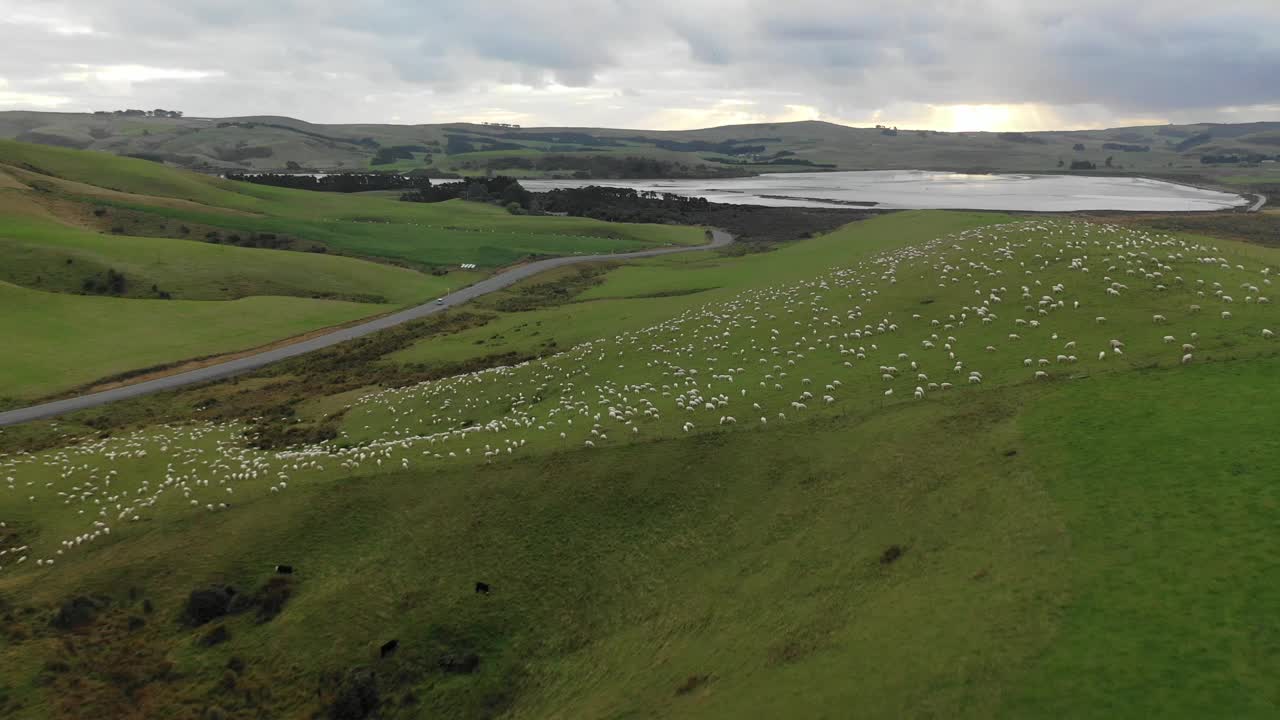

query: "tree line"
(225, 173), (434, 193)
(453, 154), (751, 179)
(93, 109), (183, 118)
(400, 176), (531, 210)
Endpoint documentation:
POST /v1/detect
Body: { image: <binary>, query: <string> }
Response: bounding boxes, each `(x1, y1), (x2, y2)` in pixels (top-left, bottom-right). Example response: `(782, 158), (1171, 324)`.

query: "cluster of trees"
(371, 145), (432, 165)
(1064, 157), (1122, 170)
(215, 121), (382, 149)
(93, 109), (183, 118)
(454, 154), (751, 179)
(225, 173), (433, 193)
(637, 138), (771, 155)
(202, 229), (327, 253)
(997, 132), (1048, 144)
(81, 268), (127, 295)
(534, 186), (710, 222)
(1102, 142), (1150, 152)
(400, 176), (532, 211)
(875, 124), (899, 136)
(213, 144), (274, 162)
(705, 155), (836, 169)
(518, 185), (875, 249)
(444, 133), (525, 155)
(1201, 153), (1279, 164)
(1175, 133), (1214, 152)
(462, 130), (781, 156)
(479, 121), (522, 129)
(476, 130), (623, 147)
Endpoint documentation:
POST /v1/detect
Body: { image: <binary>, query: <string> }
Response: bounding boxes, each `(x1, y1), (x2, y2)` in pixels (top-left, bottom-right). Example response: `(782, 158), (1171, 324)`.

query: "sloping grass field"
(0, 141), (701, 402)
(0, 215), (444, 303)
(0, 282), (381, 401)
(0, 210), (1276, 718)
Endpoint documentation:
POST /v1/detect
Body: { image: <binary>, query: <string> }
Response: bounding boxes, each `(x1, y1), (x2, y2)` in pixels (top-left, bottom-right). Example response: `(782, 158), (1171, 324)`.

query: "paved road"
(0, 230), (733, 428)
(1247, 193), (1268, 212)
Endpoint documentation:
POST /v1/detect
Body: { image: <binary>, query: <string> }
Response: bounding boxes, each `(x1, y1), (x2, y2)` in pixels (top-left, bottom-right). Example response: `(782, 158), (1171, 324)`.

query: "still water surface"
(520, 171), (1247, 212)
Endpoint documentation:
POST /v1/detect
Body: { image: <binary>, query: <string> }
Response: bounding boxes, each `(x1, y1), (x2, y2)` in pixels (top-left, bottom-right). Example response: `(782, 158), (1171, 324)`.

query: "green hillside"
(0, 141), (701, 401)
(0, 210), (1277, 718)
(0, 282), (381, 401)
(4, 112), (1280, 188)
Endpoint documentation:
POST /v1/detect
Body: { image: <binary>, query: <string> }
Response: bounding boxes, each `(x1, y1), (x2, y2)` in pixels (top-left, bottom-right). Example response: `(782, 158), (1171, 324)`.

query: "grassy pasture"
(0, 140), (703, 400)
(0, 212), (449, 303)
(89, 192), (706, 269)
(0, 282), (383, 401)
(0, 139), (262, 211)
(0, 210), (1278, 717)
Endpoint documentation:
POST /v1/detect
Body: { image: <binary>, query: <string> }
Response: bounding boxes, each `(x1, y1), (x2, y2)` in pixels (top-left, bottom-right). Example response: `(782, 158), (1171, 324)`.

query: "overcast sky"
(1, 0), (1278, 131)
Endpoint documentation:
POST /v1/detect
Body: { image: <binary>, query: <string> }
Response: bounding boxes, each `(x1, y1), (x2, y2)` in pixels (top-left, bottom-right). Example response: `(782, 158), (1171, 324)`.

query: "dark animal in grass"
(275, 564), (294, 575)
(880, 545), (905, 565)
(438, 653), (481, 674)
(379, 639), (399, 659)
(475, 582), (491, 595)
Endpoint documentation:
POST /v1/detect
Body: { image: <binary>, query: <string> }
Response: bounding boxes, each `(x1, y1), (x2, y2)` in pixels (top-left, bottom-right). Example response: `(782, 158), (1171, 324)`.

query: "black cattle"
(275, 565), (294, 575)
(475, 582), (491, 595)
(379, 639), (399, 659)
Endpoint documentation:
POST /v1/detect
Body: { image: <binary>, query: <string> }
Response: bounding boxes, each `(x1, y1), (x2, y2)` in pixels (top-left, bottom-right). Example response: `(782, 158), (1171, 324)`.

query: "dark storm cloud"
(0, 0), (1276, 127)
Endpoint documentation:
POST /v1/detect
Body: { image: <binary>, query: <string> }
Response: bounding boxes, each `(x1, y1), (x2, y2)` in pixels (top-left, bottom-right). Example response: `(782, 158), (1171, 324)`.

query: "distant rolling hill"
(3, 111), (1280, 180)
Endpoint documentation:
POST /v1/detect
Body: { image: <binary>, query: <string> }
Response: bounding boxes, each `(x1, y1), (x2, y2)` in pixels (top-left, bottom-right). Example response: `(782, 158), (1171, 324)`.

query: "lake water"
(520, 171), (1248, 212)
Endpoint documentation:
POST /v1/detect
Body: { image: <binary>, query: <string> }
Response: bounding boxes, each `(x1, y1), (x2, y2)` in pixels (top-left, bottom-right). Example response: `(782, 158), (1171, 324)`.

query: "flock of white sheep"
(0, 219), (1274, 573)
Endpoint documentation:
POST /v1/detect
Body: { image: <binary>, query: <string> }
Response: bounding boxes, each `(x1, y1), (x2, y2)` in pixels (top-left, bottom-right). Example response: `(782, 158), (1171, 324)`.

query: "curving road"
(0, 230), (733, 428)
